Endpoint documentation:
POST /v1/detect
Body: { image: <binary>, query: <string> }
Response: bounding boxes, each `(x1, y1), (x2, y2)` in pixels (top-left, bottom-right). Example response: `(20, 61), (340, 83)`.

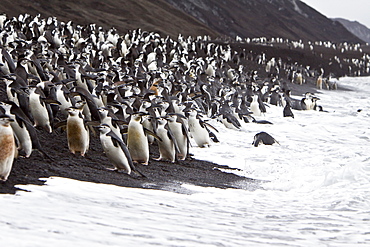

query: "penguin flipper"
(106, 130), (142, 176)
(254, 119), (273, 124)
(202, 121), (219, 133)
(130, 168), (147, 178)
(181, 122), (191, 142)
(165, 125), (180, 154)
(85, 120), (101, 127)
(143, 127), (162, 142)
(43, 98), (62, 106)
(3, 101), (33, 125)
(225, 113), (241, 129)
(71, 87), (101, 121)
(37, 149), (53, 160)
(208, 131), (220, 143)
(112, 119), (128, 127)
(107, 131), (128, 151)
(54, 120), (67, 130)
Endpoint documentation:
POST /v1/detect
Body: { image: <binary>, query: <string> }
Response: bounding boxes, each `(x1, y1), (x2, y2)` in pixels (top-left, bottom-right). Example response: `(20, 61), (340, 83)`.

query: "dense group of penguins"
(0, 13), (329, 181)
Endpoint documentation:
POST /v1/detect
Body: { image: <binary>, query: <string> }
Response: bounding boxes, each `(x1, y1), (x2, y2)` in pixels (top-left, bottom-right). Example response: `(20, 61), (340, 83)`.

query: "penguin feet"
(133, 160), (149, 166)
(105, 167), (132, 175)
(200, 144), (210, 148)
(130, 170), (147, 179)
(105, 167), (118, 172)
(153, 157), (176, 163)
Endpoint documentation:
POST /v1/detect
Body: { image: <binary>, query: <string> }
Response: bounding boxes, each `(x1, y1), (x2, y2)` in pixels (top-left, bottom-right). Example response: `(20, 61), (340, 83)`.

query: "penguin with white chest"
(167, 113), (190, 160)
(0, 114), (16, 181)
(66, 106), (89, 156)
(187, 109), (211, 148)
(127, 113), (150, 165)
(98, 107), (123, 141)
(155, 117), (179, 163)
(250, 94), (262, 116)
(28, 86), (54, 133)
(0, 101), (51, 159)
(0, 102), (32, 157)
(54, 83), (73, 117)
(95, 124), (143, 176)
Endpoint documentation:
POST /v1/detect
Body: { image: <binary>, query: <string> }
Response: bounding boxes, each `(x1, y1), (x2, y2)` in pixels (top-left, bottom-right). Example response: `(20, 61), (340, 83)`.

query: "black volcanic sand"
(0, 77), (342, 195)
(0, 127), (260, 195)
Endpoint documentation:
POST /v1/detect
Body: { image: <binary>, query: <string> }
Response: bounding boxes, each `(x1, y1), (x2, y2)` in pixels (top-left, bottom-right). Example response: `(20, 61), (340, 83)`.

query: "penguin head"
(94, 124), (111, 134)
(0, 101), (12, 111)
(0, 114), (14, 126)
(304, 92), (313, 99)
(166, 114), (176, 123)
(187, 108), (198, 117)
(74, 100), (86, 110)
(66, 106), (81, 116)
(98, 107), (109, 118)
(131, 112), (147, 122)
(157, 117), (167, 126)
(28, 86), (37, 94)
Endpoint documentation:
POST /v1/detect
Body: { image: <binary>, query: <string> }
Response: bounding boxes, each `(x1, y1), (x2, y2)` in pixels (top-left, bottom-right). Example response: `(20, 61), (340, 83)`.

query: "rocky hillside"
(164, 0), (362, 43)
(0, 0), (218, 38)
(0, 0), (364, 43)
(333, 18), (370, 44)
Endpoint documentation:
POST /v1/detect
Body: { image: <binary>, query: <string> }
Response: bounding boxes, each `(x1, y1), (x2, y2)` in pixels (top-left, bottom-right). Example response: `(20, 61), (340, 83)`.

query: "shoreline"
(0, 131), (259, 194)
(1, 78), (331, 195)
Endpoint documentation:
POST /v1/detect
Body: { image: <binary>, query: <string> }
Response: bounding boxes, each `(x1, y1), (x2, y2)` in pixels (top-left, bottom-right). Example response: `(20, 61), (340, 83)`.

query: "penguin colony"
(0, 13), (354, 181)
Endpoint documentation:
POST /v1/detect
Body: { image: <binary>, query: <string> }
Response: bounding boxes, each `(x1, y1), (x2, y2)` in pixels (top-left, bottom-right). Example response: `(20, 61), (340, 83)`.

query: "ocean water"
(1, 77), (370, 246)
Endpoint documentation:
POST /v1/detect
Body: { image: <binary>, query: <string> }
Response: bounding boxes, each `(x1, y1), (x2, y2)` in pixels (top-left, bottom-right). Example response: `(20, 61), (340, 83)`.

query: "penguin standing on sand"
(187, 109), (211, 148)
(66, 106), (89, 156)
(0, 114), (16, 181)
(154, 117), (179, 163)
(28, 86), (54, 133)
(0, 101), (51, 159)
(54, 83), (73, 117)
(95, 124), (143, 176)
(98, 107), (123, 141)
(0, 102), (33, 157)
(127, 113), (150, 165)
(167, 113), (190, 160)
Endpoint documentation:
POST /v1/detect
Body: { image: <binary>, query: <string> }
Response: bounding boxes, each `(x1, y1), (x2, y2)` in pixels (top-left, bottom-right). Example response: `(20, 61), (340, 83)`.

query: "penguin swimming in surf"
(252, 132), (279, 147)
